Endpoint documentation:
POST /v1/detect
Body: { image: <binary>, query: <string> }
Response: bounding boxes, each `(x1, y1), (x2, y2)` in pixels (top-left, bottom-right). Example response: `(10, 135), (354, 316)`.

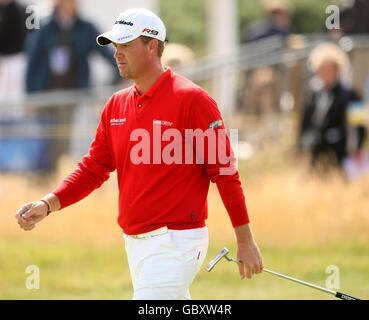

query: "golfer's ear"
(149, 39), (158, 55)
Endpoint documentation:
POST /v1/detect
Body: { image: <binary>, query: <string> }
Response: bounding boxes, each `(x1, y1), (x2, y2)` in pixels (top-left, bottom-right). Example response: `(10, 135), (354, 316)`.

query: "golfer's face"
(113, 38), (149, 80)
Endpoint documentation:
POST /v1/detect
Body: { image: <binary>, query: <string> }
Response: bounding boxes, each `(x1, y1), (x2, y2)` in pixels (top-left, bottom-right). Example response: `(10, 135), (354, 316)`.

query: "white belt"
(129, 226), (169, 239)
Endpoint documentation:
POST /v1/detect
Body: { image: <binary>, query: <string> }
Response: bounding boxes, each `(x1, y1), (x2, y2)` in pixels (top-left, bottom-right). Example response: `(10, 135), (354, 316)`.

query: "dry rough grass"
(2, 154), (369, 248)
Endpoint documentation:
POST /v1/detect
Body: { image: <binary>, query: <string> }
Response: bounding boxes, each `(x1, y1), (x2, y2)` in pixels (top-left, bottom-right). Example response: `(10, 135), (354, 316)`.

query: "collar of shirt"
(132, 67), (171, 99)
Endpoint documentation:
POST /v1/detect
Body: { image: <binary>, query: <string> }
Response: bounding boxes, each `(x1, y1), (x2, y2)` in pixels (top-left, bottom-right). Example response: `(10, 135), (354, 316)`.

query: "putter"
(205, 248), (361, 300)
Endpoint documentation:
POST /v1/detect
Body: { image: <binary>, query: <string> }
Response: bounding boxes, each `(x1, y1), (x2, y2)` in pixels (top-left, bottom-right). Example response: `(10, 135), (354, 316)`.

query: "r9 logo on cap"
(142, 28), (159, 36)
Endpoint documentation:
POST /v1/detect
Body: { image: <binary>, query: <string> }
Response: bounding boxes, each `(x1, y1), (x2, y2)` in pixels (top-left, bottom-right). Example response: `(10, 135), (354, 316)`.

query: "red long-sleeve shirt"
(52, 68), (250, 235)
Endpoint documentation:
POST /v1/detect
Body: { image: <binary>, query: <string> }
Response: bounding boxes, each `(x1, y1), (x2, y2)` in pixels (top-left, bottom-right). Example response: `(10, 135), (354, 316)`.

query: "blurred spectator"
(241, 0), (293, 116)
(25, 0), (120, 171)
(243, 0), (292, 43)
(0, 0), (31, 173)
(0, 0), (27, 117)
(340, 0), (369, 35)
(329, 0), (369, 100)
(26, 0), (119, 92)
(161, 43), (194, 69)
(0, 0), (26, 55)
(297, 42), (367, 175)
(245, 66), (278, 115)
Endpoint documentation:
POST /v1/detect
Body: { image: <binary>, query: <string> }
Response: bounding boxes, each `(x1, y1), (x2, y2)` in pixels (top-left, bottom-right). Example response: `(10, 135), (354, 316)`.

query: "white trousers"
(123, 227), (209, 300)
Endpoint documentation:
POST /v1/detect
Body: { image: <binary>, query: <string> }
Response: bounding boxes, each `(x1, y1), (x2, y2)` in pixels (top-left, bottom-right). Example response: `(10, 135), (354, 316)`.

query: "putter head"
(205, 247), (230, 272)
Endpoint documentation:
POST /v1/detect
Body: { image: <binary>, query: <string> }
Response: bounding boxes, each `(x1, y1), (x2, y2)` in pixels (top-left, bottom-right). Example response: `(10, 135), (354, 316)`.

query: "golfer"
(16, 8), (263, 300)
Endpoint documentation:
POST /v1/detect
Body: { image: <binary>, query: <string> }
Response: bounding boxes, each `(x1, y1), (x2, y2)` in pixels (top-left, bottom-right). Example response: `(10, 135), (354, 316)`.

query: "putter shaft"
(262, 268), (336, 296)
(262, 268), (360, 300)
(228, 258), (335, 295)
(232, 258), (359, 300)
(207, 248), (360, 300)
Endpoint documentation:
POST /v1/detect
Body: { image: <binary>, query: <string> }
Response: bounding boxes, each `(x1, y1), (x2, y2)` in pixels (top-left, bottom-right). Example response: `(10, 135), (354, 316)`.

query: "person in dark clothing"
(243, 0), (291, 43)
(0, 0), (29, 172)
(241, 0), (292, 115)
(0, 0), (27, 55)
(0, 0), (27, 106)
(298, 58), (366, 173)
(24, 0), (120, 172)
(332, 0), (369, 105)
(25, 0), (119, 92)
(340, 0), (369, 35)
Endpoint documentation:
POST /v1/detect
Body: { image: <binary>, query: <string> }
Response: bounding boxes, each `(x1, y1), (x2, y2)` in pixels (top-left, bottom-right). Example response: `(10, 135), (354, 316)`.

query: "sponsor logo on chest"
(153, 120), (173, 127)
(110, 118), (127, 126)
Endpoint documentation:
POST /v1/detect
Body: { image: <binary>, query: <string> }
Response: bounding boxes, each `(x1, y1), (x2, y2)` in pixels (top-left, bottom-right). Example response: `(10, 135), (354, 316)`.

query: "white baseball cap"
(96, 8), (166, 46)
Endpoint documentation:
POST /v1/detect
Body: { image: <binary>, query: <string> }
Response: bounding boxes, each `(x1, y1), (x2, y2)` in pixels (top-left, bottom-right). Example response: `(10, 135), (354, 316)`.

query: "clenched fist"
(15, 201), (48, 231)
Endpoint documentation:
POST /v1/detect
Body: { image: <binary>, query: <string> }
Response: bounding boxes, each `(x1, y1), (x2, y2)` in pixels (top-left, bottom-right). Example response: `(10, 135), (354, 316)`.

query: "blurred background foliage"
(160, 0), (340, 55)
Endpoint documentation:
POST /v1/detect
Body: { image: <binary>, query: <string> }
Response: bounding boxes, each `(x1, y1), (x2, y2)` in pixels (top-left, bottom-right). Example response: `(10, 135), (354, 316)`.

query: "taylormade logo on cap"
(115, 20), (134, 26)
(96, 8), (166, 46)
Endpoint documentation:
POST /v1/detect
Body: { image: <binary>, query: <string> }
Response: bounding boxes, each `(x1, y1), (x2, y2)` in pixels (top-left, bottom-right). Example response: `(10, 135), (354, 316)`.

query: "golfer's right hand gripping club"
(205, 248), (361, 300)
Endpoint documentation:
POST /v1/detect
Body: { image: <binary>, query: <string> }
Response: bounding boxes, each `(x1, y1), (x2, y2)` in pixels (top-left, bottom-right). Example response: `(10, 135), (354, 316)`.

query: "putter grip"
(335, 292), (360, 300)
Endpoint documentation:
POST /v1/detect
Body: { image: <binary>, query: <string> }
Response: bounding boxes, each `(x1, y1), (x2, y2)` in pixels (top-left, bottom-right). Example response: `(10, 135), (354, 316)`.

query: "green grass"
(0, 237), (367, 300)
(195, 243), (369, 300)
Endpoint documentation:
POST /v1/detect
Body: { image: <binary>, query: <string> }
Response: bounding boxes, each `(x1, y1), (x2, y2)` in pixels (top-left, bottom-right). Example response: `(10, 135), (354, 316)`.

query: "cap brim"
(96, 29), (139, 46)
